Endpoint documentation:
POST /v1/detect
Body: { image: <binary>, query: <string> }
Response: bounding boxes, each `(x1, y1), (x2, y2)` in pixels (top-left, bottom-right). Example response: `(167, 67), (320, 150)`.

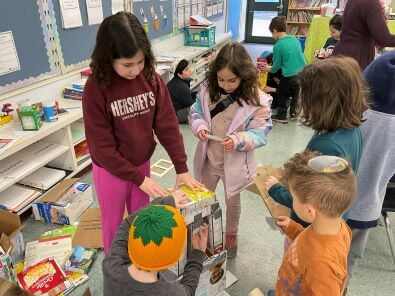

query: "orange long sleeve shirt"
(275, 220), (351, 296)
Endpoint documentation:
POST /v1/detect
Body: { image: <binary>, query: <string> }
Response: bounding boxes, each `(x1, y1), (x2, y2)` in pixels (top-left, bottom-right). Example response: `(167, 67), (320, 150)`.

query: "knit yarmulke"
(128, 205), (187, 271)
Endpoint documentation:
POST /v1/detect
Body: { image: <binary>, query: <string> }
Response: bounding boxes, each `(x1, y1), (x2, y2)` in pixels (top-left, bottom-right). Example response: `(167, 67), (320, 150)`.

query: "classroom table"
(304, 16), (395, 63)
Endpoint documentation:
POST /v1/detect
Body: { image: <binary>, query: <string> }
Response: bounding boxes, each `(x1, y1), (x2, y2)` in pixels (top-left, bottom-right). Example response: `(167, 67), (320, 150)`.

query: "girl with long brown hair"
(83, 12), (202, 252)
(189, 41), (273, 258)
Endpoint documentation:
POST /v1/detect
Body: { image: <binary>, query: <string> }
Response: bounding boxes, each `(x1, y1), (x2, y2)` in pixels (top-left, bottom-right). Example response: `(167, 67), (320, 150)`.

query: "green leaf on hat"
(133, 206), (178, 246)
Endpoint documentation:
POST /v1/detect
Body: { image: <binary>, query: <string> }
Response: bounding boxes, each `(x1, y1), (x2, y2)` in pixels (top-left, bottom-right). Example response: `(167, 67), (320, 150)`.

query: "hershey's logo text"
(111, 92), (155, 119)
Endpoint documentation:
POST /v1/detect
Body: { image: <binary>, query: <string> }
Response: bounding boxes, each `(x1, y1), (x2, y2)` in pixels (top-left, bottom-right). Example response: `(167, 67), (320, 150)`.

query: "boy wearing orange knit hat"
(102, 192), (208, 295)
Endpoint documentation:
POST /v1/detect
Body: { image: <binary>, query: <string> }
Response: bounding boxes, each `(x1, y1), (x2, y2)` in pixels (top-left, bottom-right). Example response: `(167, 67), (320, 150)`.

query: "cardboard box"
(195, 251), (227, 296)
(72, 208), (103, 249)
(206, 202), (224, 256)
(32, 179), (93, 225)
(178, 185), (216, 225)
(246, 166), (291, 218)
(0, 210), (25, 264)
(169, 243), (188, 278)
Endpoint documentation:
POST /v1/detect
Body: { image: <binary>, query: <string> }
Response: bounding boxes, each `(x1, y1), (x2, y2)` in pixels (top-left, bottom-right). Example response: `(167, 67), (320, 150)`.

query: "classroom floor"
(22, 44), (395, 296)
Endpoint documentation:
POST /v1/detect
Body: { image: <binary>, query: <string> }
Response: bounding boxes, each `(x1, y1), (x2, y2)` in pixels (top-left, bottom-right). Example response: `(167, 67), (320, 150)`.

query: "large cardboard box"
(0, 210), (25, 264)
(247, 166), (291, 217)
(206, 202), (223, 256)
(72, 208), (103, 249)
(32, 179), (93, 225)
(195, 251), (227, 296)
(178, 185), (216, 225)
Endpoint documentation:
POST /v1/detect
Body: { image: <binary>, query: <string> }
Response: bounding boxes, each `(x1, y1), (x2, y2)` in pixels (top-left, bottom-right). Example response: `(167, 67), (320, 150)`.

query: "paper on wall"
(213, 2), (218, 16)
(207, 4), (213, 17)
(59, 0), (83, 29)
(111, 0), (124, 15)
(86, 0), (104, 25)
(0, 31), (20, 76)
(218, 1), (223, 14)
(178, 6), (185, 28)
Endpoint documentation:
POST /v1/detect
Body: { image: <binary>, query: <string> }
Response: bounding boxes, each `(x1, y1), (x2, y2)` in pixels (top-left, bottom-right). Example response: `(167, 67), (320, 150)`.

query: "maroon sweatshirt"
(82, 71), (188, 185)
(332, 0), (395, 69)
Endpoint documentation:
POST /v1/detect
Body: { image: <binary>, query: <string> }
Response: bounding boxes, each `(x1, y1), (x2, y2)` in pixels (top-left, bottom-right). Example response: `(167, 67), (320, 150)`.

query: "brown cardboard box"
(72, 208), (103, 248)
(32, 178), (93, 225)
(247, 166), (291, 218)
(0, 210), (25, 263)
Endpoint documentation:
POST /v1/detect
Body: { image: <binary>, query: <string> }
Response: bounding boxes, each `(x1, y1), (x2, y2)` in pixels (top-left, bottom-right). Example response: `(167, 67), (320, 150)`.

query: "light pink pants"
(200, 162), (241, 235)
(92, 162), (150, 252)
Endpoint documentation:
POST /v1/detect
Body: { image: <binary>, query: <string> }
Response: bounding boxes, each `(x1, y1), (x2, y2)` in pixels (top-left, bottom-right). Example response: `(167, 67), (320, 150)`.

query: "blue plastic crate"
(184, 26), (216, 47)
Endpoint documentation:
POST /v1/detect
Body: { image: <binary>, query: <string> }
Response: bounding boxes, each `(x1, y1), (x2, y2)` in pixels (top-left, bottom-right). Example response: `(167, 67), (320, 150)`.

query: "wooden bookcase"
(286, 0), (330, 36)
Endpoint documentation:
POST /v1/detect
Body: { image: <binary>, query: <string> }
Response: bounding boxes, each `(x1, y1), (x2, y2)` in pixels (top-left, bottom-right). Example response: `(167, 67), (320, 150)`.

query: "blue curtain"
(227, 0), (242, 40)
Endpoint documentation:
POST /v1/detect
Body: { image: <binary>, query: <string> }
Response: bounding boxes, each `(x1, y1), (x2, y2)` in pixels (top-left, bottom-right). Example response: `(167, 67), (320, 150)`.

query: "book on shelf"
(0, 141), (67, 181)
(289, 0), (331, 9)
(0, 138), (20, 155)
(18, 166), (66, 190)
(0, 185), (42, 213)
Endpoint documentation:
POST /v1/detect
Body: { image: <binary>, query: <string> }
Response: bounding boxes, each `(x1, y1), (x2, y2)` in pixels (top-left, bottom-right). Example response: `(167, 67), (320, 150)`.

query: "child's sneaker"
(225, 234), (238, 258)
(271, 114), (288, 124)
(289, 107), (297, 121)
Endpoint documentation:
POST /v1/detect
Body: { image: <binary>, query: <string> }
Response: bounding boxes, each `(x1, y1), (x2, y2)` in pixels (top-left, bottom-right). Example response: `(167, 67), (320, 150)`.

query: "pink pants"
(200, 162), (241, 235)
(92, 162), (150, 252)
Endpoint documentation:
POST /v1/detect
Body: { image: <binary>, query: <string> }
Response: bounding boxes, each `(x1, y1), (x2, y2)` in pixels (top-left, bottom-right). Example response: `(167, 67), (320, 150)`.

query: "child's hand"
(198, 129), (209, 141)
(221, 137), (234, 152)
(191, 224), (209, 252)
(172, 190), (191, 209)
(276, 216), (291, 232)
(139, 177), (168, 198)
(174, 172), (205, 191)
(264, 176), (279, 191)
(263, 86), (276, 93)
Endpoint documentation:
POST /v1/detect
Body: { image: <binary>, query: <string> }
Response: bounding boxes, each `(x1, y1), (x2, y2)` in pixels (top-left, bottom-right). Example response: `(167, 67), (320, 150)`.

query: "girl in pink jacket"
(188, 42), (273, 258)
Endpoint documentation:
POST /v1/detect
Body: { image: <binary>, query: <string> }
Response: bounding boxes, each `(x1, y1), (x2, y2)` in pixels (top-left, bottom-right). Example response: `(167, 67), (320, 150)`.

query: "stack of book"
(63, 79), (87, 100)
(74, 141), (90, 166)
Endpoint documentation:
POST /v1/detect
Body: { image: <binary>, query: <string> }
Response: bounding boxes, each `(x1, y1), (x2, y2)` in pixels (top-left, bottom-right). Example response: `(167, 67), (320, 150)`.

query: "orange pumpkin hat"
(128, 205), (187, 271)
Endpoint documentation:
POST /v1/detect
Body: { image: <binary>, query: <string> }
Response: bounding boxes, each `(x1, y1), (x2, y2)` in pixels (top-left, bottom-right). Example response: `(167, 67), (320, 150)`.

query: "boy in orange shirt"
(270, 151), (356, 296)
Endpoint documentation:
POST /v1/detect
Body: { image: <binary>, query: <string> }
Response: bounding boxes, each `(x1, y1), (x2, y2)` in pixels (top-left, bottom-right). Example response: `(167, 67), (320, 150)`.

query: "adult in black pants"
(167, 59), (197, 123)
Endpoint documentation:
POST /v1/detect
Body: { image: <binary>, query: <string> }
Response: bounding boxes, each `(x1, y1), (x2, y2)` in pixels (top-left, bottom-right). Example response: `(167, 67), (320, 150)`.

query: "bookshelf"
(0, 99), (84, 215)
(286, 0), (331, 36)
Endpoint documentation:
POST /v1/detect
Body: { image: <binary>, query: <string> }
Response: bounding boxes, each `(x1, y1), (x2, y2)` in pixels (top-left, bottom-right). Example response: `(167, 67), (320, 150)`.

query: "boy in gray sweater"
(102, 193), (208, 295)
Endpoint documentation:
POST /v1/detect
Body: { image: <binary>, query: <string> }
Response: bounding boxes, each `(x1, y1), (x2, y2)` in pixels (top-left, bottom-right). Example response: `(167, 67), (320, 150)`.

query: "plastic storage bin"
(184, 26), (216, 47)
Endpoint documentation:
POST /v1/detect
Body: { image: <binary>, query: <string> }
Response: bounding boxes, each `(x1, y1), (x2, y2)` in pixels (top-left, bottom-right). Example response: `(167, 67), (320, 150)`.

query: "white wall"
(0, 14), (227, 107)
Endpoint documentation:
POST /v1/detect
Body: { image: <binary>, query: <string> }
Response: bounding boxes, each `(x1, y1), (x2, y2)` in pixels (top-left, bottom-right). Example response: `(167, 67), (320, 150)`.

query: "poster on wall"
(133, 0), (173, 40)
(206, 0), (223, 22)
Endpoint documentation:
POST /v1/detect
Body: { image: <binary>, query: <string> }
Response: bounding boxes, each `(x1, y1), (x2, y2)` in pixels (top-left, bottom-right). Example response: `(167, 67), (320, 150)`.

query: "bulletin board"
(50, 0), (112, 73)
(0, 0), (225, 96)
(0, 0), (59, 95)
(132, 0), (173, 40)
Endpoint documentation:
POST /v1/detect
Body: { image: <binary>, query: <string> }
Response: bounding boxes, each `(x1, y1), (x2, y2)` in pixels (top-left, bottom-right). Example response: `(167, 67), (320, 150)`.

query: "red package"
(17, 258), (71, 296)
